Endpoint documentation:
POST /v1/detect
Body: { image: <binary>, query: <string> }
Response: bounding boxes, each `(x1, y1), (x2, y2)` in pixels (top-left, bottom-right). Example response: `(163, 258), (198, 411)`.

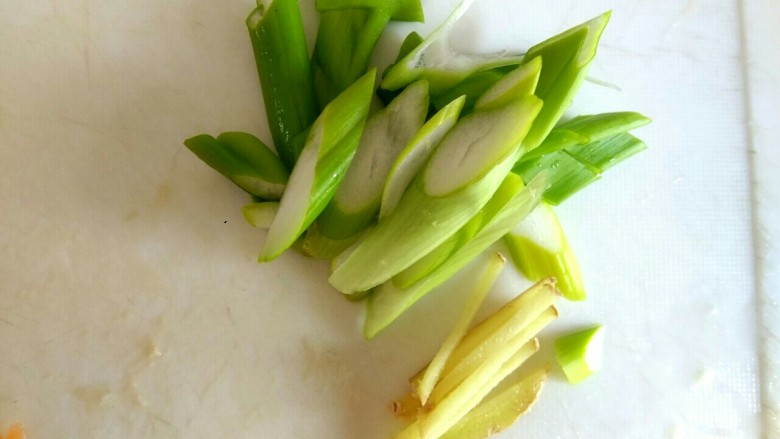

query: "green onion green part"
(312, 0), (424, 109)
(504, 203), (586, 301)
(258, 69), (375, 261)
(183, 132), (288, 199)
(520, 11), (611, 151)
(555, 325), (605, 384)
(247, 0), (318, 169)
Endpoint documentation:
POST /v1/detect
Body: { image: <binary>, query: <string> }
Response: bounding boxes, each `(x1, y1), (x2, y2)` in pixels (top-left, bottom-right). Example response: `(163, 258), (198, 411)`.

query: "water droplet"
(551, 160), (560, 169)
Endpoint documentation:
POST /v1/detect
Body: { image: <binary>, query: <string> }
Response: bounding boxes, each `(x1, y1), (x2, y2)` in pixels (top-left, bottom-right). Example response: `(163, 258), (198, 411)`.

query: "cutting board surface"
(0, 0), (772, 437)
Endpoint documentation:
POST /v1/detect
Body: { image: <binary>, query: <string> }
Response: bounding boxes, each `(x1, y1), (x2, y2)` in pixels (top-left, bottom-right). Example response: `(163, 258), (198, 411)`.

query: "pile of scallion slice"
(184, 0), (648, 436)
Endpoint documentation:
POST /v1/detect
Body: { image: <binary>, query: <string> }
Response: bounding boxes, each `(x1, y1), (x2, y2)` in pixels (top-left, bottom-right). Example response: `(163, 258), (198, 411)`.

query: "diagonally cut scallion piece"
(381, 0), (523, 95)
(423, 96), (543, 197)
(247, 0), (317, 169)
(258, 70), (375, 261)
(519, 111), (651, 162)
(312, 0), (424, 109)
(473, 57), (542, 112)
(363, 173), (547, 339)
(316, 80), (430, 240)
(183, 132), (288, 199)
(515, 130), (648, 205)
(417, 252), (506, 406)
(380, 95), (466, 219)
(377, 32), (426, 106)
(393, 173), (525, 289)
(243, 202), (279, 229)
(504, 202), (585, 301)
(555, 325), (605, 384)
(429, 68), (507, 113)
(439, 366), (549, 439)
(330, 98), (542, 294)
(520, 12), (611, 151)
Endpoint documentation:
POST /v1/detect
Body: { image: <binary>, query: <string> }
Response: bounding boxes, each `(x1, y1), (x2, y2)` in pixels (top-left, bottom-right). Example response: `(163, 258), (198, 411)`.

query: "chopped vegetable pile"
(183, 0), (649, 437)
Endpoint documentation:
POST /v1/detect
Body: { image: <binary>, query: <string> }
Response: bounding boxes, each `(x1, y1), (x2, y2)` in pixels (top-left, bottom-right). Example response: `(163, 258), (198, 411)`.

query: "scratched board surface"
(0, 0), (771, 437)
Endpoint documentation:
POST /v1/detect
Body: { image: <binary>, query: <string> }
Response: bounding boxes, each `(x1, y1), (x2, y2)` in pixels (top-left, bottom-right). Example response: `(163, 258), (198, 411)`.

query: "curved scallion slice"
(380, 95), (466, 219)
(258, 70), (375, 261)
(247, 0), (317, 169)
(242, 202), (279, 229)
(555, 325), (605, 384)
(504, 203), (585, 301)
(363, 173), (547, 339)
(316, 80), (429, 241)
(381, 0), (523, 95)
(183, 132), (288, 200)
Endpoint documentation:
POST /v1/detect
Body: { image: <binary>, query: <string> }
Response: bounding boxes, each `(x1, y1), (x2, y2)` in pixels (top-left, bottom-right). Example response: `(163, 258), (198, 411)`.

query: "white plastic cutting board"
(1, 0), (777, 438)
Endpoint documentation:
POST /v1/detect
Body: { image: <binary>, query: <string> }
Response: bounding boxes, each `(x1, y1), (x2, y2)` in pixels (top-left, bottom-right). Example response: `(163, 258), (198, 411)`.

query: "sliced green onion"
(316, 80), (429, 240)
(247, 0), (317, 169)
(183, 132), (288, 199)
(380, 95), (466, 219)
(258, 70), (375, 261)
(430, 68), (507, 113)
(242, 202), (279, 229)
(555, 325), (605, 384)
(392, 172), (525, 289)
(520, 12), (611, 150)
(312, 0), (424, 109)
(504, 203), (585, 301)
(423, 96), (542, 197)
(377, 32), (426, 106)
(520, 111), (651, 162)
(381, 0), (523, 95)
(363, 173), (547, 339)
(515, 131), (647, 205)
(300, 223), (360, 260)
(440, 366), (548, 439)
(417, 253), (506, 405)
(472, 57), (542, 112)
